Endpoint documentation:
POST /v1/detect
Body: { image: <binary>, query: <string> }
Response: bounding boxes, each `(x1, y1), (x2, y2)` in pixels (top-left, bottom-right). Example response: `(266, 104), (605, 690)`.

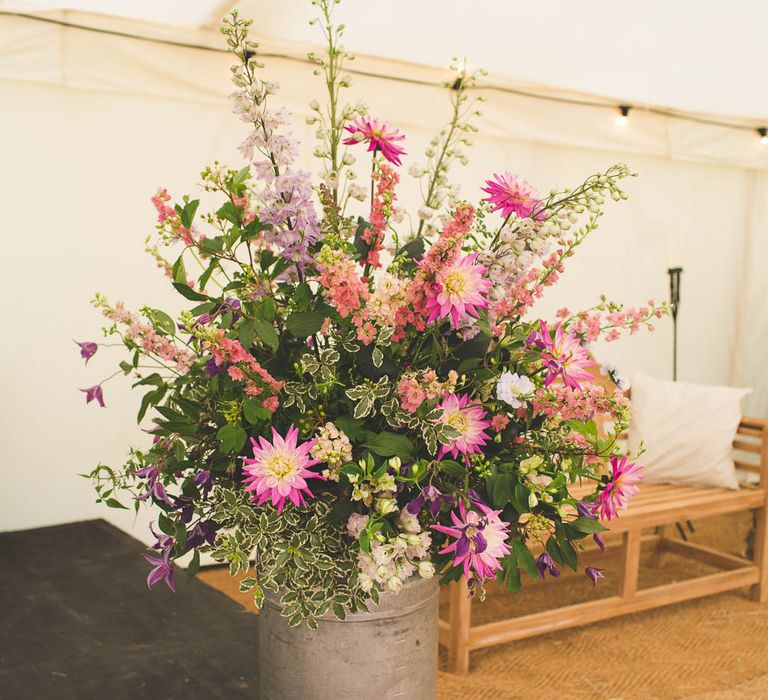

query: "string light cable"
(2, 9), (767, 142)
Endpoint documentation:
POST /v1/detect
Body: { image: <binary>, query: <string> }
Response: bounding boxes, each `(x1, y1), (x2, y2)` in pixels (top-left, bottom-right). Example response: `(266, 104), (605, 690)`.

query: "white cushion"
(628, 374), (751, 490)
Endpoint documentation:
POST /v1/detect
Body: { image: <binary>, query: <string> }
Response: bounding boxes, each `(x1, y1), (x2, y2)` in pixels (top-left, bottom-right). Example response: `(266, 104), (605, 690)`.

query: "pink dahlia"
(242, 425), (325, 514)
(481, 172), (542, 219)
(343, 117), (406, 166)
(437, 393), (491, 460)
(526, 321), (595, 389)
(432, 500), (511, 583)
(592, 456), (643, 521)
(424, 253), (492, 328)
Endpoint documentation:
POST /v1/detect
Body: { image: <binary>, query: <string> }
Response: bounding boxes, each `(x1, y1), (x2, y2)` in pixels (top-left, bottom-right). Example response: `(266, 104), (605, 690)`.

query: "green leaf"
(400, 236), (425, 263)
(558, 537), (579, 571)
(146, 308), (176, 336)
(439, 460), (467, 478)
(173, 282), (209, 302)
(200, 237), (224, 256)
(216, 200), (241, 226)
(512, 538), (538, 578)
(217, 424), (247, 454)
(186, 549), (201, 582)
(260, 297), (276, 322)
(335, 415), (366, 441)
(292, 283), (313, 311)
(104, 498), (128, 510)
(238, 320), (256, 350)
(253, 320), (279, 352)
(570, 516), (607, 534)
(353, 216), (372, 259)
(244, 398), (271, 424)
(359, 528), (371, 554)
(180, 199), (200, 229)
(199, 259), (219, 290)
(492, 473), (513, 507)
(172, 255), (187, 285)
(362, 432), (414, 459)
(504, 560), (522, 593)
(119, 360), (133, 375)
(285, 311), (325, 338)
(137, 386), (166, 423)
(158, 513), (174, 536)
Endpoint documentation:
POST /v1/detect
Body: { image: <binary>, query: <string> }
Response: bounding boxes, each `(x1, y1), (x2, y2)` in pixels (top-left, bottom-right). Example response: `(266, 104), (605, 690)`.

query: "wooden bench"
(439, 416), (768, 673)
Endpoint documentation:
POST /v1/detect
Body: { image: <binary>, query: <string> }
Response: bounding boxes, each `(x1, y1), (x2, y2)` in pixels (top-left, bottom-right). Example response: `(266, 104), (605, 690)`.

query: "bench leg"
(447, 577), (471, 674)
(751, 506), (768, 603)
(649, 525), (670, 568)
(619, 530), (642, 598)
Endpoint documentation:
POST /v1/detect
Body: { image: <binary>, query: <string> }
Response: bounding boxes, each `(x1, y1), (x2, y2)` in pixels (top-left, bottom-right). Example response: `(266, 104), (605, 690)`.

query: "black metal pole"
(668, 267), (682, 381)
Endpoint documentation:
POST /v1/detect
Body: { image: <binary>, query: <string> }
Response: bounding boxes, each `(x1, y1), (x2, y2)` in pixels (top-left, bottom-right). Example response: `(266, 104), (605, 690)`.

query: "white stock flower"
(346, 512), (369, 538)
(496, 371), (535, 409)
(417, 561), (435, 579)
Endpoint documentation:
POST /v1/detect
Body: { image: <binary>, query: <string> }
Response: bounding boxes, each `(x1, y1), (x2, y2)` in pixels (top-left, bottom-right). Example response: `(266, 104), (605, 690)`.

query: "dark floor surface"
(0, 520), (259, 700)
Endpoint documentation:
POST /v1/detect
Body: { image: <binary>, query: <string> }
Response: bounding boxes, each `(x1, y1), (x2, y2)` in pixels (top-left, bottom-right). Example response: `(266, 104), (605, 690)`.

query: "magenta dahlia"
(242, 425), (325, 514)
(481, 172), (542, 219)
(342, 116), (406, 166)
(592, 456), (643, 521)
(526, 321), (595, 389)
(436, 393), (491, 460)
(424, 253), (492, 328)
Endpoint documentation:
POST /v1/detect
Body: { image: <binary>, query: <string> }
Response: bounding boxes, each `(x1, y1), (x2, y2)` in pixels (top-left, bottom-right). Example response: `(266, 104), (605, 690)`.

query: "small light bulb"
(759, 127), (768, 145)
(616, 105), (630, 127)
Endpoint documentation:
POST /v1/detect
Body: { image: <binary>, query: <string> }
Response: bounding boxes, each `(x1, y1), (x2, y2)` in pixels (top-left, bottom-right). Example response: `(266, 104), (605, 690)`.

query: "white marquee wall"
(1, 11), (766, 539)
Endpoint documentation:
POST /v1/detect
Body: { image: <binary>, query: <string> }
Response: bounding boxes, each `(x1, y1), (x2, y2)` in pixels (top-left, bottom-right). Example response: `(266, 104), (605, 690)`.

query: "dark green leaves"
(180, 199), (200, 230)
(285, 311), (325, 338)
(253, 319), (279, 352)
(569, 516), (607, 534)
(238, 319), (257, 349)
(216, 200), (241, 226)
(172, 283), (210, 302)
(145, 308), (176, 336)
(217, 424), (247, 454)
(244, 398), (272, 424)
(361, 432), (415, 459)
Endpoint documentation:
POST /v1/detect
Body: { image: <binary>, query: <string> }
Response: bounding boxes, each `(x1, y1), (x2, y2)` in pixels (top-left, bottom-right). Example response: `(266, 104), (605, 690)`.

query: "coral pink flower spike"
(343, 116), (406, 166)
(424, 253), (492, 328)
(592, 456), (643, 521)
(242, 425), (325, 514)
(437, 393), (491, 460)
(432, 500), (511, 583)
(481, 172), (542, 220)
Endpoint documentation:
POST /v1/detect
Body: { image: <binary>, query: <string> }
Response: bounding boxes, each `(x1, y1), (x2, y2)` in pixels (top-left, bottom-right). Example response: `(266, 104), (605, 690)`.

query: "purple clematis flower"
(585, 566), (605, 589)
(536, 552), (560, 579)
(194, 470), (212, 498)
(143, 522), (176, 591)
(74, 340), (98, 364)
(143, 549), (175, 591)
(206, 358), (227, 377)
(407, 485), (451, 518)
(593, 532), (608, 552)
(186, 521), (217, 550)
(80, 384), (105, 408)
(574, 501), (608, 552)
(137, 479), (174, 507)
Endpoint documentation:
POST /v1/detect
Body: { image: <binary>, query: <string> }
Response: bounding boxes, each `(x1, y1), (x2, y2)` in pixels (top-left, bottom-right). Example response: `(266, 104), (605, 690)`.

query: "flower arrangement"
(81, 1), (668, 627)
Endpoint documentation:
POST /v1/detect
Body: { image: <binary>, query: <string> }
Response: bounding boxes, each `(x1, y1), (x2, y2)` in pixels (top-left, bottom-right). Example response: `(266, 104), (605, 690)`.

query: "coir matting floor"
(0, 520), (259, 700)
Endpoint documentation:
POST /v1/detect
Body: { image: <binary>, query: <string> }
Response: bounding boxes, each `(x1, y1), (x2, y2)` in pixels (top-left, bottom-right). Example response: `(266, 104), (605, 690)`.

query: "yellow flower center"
(447, 412), (468, 434)
(265, 453), (297, 480)
(444, 270), (468, 295)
